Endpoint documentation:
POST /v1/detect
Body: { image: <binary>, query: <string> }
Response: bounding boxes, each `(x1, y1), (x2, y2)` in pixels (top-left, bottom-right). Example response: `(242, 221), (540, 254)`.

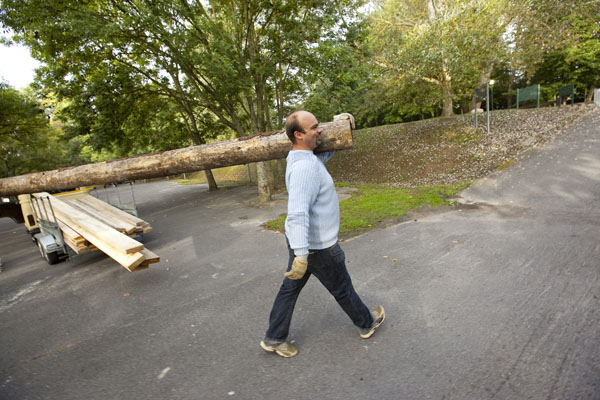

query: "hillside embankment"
(327, 104), (598, 186)
(184, 105), (598, 187)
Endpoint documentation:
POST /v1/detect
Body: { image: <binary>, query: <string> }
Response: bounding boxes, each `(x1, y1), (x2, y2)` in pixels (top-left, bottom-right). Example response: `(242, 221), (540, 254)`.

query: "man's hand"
(284, 254), (308, 280)
(333, 113), (355, 129)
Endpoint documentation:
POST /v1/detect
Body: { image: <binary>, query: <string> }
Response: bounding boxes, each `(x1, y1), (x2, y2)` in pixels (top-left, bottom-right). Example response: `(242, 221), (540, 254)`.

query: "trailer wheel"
(46, 251), (59, 265)
(37, 240), (59, 265)
(37, 240), (45, 259)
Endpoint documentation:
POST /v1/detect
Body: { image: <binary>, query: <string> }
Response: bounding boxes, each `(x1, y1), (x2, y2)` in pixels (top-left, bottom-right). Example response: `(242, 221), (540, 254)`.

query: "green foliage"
(1, 0), (597, 162)
(368, 0), (509, 117)
(364, 0), (599, 120)
(337, 184), (463, 236)
(0, 83), (87, 177)
(1, 0), (365, 157)
(509, 0), (600, 75)
(302, 18), (377, 128)
(531, 10), (600, 101)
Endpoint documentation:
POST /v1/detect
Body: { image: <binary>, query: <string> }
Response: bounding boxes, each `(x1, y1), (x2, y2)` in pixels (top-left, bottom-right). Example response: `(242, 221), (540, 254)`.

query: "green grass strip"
(263, 182), (469, 238)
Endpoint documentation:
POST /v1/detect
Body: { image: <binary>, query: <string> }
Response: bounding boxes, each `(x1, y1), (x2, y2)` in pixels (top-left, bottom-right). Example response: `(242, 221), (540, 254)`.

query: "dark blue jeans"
(264, 240), (373, 343)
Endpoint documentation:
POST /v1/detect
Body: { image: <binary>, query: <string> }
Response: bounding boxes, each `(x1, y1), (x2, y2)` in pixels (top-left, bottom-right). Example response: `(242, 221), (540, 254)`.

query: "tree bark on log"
(0, 120), (353, 196)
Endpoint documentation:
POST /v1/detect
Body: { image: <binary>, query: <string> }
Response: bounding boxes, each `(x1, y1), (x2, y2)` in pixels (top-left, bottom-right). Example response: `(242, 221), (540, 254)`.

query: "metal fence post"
(486, 82), (490, 135)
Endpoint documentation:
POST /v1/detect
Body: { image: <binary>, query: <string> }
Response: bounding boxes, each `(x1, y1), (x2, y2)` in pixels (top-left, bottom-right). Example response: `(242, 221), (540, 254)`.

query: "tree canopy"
(1, 0), (365, 198)
(0, 0), (598, 180)
(0, 82), (86, 177)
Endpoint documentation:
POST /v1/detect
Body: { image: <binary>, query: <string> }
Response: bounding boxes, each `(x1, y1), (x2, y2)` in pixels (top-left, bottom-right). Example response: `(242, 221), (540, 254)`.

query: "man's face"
(296, 112), (323, 150)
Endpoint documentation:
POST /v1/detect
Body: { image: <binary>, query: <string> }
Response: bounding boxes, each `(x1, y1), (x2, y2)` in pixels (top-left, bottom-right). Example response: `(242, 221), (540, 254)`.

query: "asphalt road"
(1, 109), (599, 400)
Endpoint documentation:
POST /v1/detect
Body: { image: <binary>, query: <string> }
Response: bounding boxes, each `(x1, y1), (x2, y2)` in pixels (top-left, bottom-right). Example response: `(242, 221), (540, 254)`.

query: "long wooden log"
(0, 120), (353, 196)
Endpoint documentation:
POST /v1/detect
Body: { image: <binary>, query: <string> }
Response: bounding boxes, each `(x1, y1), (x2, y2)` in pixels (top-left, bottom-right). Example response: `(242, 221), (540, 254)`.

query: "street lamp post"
(489, 79), (495, 111)
(485, 79), (495, 135)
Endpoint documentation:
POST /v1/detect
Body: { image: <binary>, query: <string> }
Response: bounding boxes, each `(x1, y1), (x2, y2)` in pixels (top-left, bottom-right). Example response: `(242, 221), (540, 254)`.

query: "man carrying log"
(260, 111), (385, 358)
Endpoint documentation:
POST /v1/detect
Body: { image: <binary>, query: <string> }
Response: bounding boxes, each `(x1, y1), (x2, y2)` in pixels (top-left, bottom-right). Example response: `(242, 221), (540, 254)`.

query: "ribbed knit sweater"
(284, 150), (339, 256)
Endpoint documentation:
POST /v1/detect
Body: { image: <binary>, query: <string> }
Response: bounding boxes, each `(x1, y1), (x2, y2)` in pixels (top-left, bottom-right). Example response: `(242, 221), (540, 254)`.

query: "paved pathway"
(0, 109), (598, 399)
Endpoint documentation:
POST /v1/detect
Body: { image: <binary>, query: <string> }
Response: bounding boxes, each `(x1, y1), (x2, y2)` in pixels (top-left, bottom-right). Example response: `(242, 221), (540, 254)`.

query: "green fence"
(516, 84), (540, 109)
(557, 84), (574, 107)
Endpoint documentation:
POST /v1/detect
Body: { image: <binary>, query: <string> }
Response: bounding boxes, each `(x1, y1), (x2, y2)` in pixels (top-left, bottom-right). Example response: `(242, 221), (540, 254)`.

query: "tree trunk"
(507, 69), (515, 109)
(441, 61), (454, 116)
(0, 120), (353, 196)
(204, 170), (218, 191)
(276, 159), (286, 185)
(585, 86), (595, 103)
(252, 81), (274, 201)
(175, 88), (220, 193)
(256, 161), (272, 203)
(441, 83), (454, 116)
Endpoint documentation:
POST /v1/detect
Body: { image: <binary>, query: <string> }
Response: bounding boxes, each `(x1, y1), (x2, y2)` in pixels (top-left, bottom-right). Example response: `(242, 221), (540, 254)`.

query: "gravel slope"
(327, 104), (599, 187)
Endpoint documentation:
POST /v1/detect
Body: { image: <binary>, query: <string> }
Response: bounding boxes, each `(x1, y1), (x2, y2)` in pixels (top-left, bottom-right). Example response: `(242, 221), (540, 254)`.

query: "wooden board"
(63, 236), (95, 254)
(76, 195), (147, 227)
(67, 198), (137, 234)
(57, 220), (85, 244)
(140, 249), (160, 264)
(128, 263), (150, 272)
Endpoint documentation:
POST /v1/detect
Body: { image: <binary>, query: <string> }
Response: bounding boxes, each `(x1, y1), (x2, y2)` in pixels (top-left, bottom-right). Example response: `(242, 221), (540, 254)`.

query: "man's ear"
(294, 130), (303, 141)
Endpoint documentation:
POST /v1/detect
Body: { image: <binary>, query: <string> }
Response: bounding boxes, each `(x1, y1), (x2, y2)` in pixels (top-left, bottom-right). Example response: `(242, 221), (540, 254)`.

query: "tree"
(0, 82), (84, 178)
(368, 0), (510, 117)
(1, 0), (363, 201)
(303, 16), (377, 127)
(502, 0), (599, 104)
(546, 3), (600, 102)
(365, 0), (598, 119)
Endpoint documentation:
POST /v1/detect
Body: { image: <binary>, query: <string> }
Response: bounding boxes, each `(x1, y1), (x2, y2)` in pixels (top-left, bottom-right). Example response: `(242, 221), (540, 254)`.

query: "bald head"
(285, 110), (323, 151)
(285, 110), (313, 144)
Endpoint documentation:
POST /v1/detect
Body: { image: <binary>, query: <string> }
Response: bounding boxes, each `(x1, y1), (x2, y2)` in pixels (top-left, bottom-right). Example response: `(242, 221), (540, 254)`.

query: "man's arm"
(283, 160), (320, 280)
(285, 160), (319, 256)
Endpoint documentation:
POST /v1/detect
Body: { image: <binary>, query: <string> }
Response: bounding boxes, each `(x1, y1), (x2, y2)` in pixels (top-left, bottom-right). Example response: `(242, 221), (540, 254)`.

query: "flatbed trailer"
(9, 183), (156, 270)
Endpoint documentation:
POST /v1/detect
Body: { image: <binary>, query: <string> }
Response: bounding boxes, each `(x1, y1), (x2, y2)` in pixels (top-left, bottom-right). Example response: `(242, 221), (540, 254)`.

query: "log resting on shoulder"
(0, 119), (353, 196)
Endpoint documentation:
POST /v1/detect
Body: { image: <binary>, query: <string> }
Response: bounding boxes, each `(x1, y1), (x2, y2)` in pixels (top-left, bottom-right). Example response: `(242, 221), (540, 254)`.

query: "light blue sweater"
(285, 150), (339, 256)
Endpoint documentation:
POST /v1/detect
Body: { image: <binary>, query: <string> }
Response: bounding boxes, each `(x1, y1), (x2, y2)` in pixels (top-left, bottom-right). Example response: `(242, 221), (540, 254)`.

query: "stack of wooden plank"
(33, 192), (159, 272)
(58, 220), (97, 254)
(69, 195), (153, 236)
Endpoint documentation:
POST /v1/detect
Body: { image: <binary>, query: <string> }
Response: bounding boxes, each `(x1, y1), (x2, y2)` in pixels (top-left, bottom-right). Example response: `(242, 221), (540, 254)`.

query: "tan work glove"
(284, 254), (308, 280)
(333, 112), (355, 129)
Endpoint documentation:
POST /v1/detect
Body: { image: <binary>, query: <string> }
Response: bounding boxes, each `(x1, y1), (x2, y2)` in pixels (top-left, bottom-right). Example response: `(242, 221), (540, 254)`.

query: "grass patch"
(175, 178), (205, 185)
(264, 214), (287, 231)
(175, 165), (250, 185)
(496, 159), (515, 171)
(263, 182), (469, 238)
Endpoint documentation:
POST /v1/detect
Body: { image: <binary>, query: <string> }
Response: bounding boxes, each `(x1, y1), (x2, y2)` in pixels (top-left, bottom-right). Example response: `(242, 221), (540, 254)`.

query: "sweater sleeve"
(285, 159), (320, 256)
(317, 151), (334, 163)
